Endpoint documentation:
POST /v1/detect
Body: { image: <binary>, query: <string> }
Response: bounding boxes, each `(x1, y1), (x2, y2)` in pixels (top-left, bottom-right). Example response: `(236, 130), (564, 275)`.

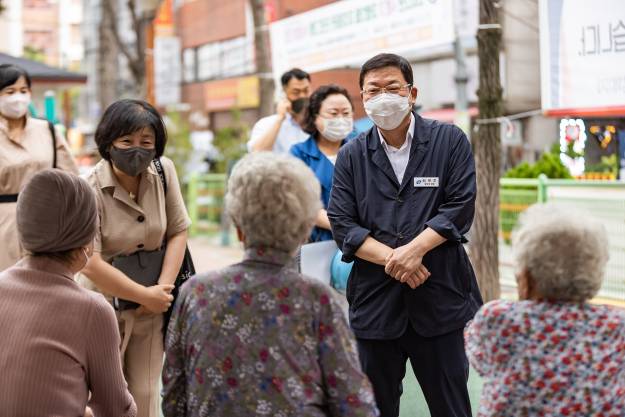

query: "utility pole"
(471, 0), (503, 302)
(453, 30), (470, 134)
(250, 0), (275, 118)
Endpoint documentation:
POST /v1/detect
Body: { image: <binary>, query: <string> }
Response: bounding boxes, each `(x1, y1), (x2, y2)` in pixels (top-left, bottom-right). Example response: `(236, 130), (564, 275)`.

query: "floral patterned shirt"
(465, 300), (625, 417)
(162, 247), (379, 417)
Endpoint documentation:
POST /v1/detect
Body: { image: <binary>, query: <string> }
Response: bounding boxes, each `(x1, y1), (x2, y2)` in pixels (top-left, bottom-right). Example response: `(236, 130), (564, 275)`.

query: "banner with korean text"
(539, 0), (625, 112)
(269, 0), (455, 77)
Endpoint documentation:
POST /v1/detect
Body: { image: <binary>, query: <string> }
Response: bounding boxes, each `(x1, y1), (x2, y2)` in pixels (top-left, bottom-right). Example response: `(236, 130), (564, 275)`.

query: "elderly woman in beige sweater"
(0, 170), (136, 417)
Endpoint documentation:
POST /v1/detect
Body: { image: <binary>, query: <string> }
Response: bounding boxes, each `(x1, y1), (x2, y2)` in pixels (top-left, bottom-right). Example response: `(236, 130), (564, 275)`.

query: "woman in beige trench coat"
(0, 64), (78, 271)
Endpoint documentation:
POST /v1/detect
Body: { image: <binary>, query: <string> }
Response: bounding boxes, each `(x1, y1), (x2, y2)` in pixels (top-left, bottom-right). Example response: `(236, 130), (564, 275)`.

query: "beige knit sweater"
(0, 256), (136, 417)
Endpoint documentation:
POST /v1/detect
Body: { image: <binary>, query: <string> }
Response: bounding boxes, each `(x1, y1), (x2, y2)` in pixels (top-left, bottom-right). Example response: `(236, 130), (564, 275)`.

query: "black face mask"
(109, 146), (156, 177)
(291, 98), (309, 115)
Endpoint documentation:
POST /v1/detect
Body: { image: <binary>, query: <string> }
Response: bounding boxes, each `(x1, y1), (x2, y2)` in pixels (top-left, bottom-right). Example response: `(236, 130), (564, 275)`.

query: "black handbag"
(152, 159), (196, 338)
(112, 248), (166, 310)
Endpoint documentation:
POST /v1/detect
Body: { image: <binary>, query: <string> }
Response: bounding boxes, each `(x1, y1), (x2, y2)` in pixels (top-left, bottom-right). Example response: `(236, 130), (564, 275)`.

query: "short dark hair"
(95, 99), (167, 160)
(303, 84), (353, 136)
(0, 64), (32, 91)
(281, 68), (310, 87)
(359, 53), (413, 89)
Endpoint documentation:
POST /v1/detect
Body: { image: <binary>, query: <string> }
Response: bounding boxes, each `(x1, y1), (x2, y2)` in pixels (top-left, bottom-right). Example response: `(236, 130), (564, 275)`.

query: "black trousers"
(356, 326), (471, 417)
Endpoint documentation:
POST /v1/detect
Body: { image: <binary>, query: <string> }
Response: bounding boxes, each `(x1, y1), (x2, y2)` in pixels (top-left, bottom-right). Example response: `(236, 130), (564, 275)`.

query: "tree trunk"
(102, 0), (150, 99)
(471, 0), (502, 302)
(249, 0), (275, 118)
(98, 0), (119, 110)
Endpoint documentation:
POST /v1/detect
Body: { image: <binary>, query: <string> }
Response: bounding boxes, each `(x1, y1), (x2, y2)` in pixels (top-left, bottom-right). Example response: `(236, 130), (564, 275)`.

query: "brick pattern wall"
(177, 0), (246, 49)
(273, 0), (336, 20)
(310, 69), (365, 120)
(178, 0), (370, 123)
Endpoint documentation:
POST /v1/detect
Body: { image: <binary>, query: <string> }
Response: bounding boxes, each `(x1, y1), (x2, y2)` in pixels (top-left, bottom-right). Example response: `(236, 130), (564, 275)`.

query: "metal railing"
(186, 173), (227, 237)
(184, 173), (625, 301)
(499, 175), (625, 301)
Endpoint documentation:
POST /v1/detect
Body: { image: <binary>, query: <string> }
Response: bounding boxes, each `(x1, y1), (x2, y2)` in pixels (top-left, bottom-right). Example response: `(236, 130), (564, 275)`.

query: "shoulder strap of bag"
(47, 121), (57, 168)
(153, 158), (168, 247)
(153, 158), (167, 195)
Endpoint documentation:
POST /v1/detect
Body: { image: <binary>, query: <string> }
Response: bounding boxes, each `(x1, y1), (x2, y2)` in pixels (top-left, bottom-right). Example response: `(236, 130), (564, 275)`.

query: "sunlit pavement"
(187, 236), (245, 272)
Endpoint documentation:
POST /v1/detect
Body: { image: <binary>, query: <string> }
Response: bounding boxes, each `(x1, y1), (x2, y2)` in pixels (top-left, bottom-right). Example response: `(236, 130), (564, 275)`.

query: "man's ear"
(410, 86), (418, 106)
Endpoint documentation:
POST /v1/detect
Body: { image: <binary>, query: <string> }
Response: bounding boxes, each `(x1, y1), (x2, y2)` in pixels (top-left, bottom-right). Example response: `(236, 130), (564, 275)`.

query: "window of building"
(183, 48), (197, 83)
(196, 35), (255, 81)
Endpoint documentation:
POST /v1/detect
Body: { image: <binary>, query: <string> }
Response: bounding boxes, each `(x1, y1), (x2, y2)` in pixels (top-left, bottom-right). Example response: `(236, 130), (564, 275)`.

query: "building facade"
(174, 0), (556, 171)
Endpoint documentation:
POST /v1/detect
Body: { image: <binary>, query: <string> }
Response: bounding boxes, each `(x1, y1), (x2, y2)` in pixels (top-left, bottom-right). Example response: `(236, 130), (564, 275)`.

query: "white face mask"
(318, 116), (353, 142)
(0, 92), (31, 119)
(364, 93), (411, 131)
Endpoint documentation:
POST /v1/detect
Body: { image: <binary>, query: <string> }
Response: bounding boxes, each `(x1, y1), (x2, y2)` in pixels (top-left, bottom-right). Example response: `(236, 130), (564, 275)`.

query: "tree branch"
(103, 0), (143, 81)
(127, 0), (143, 67)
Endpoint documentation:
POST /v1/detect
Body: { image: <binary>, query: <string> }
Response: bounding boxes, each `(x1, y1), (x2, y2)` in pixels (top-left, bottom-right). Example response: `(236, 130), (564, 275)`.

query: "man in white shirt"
(328, 53), (480, 417)
(378, 113), (415, 184)
(247, 68), (311, 153)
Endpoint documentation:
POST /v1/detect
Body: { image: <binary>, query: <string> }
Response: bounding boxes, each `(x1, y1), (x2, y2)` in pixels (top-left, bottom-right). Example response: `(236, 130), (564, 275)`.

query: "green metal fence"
(186, 173), (227, 236)
(499, 175), (625, 301)
(184, 173), (625, 301)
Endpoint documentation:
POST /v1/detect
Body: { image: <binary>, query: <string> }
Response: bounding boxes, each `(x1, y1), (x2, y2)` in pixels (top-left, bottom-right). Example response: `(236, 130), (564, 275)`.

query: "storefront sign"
(154, 36), (182, 106)
(269, 0), (455, 76)
(539, 0), (625, 113)
(203, 76), (259, 111)
(153, 0), (180, 106)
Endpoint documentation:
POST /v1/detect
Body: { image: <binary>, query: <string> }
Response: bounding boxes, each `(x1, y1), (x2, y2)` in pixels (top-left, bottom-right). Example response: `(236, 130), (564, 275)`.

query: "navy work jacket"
(327, 112), (483, 339)
(290, 135), (348, 242)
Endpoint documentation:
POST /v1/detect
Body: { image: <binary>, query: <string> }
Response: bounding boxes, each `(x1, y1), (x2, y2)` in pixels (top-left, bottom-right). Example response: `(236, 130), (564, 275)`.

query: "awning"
(0, 53), (87, 84)
(544, 106), (625, 118)
(419, 106), (479, 122)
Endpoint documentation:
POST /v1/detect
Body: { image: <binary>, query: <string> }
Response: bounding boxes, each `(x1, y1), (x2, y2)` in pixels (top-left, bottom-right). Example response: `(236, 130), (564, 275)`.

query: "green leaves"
(504, 145), (572, 179)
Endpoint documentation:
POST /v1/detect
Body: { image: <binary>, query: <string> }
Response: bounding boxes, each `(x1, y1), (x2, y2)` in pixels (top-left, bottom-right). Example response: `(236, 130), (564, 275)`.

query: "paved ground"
(186, 237), (482, 415)
(187, 236), (245, 271)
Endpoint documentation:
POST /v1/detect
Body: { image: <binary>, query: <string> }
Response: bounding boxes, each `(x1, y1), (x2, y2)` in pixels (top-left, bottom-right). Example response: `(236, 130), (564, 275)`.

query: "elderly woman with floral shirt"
(465, 203), (625, 417)
(162, 152), (379, 417)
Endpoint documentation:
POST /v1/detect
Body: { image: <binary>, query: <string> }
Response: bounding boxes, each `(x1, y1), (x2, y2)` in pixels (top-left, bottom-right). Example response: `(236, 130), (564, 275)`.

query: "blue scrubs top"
(290, 135), (348, 242)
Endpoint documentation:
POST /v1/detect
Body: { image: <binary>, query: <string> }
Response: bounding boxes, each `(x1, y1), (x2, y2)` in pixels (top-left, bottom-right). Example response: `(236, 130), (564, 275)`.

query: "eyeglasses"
(361, 84), (412, 97)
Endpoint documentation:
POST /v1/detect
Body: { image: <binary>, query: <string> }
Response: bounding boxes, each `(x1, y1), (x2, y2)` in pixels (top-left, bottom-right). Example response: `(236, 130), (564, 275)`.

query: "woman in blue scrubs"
(290, 84), (354, 243)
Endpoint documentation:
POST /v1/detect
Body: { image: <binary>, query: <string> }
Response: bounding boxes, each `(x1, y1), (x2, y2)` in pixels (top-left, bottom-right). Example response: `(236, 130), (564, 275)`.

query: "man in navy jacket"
(328, 53), (482, 417)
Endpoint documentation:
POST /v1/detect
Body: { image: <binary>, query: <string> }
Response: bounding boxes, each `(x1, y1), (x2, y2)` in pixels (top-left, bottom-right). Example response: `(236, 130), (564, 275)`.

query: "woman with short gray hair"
(465, 203), (625, 416)
(162, 152), (379, 417)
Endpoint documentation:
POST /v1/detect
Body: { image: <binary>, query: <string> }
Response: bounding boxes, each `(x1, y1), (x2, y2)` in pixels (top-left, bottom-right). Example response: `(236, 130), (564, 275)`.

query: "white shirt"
(378, 114), (415, 184)
(247, 113), (309, 154)
(326, 154), (338, 165)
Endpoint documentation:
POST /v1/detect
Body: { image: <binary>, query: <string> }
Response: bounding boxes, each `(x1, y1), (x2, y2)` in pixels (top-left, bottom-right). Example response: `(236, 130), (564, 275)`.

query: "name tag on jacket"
(414, 177), (439, 187)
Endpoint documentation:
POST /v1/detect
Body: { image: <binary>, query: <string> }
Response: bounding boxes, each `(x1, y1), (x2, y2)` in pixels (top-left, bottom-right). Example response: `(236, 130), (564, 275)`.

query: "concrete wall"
(22, 0), (60, 66)
(501, 0), (541, 113)
(0, 0), (24, 56)
(412, 54), (480, 111)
